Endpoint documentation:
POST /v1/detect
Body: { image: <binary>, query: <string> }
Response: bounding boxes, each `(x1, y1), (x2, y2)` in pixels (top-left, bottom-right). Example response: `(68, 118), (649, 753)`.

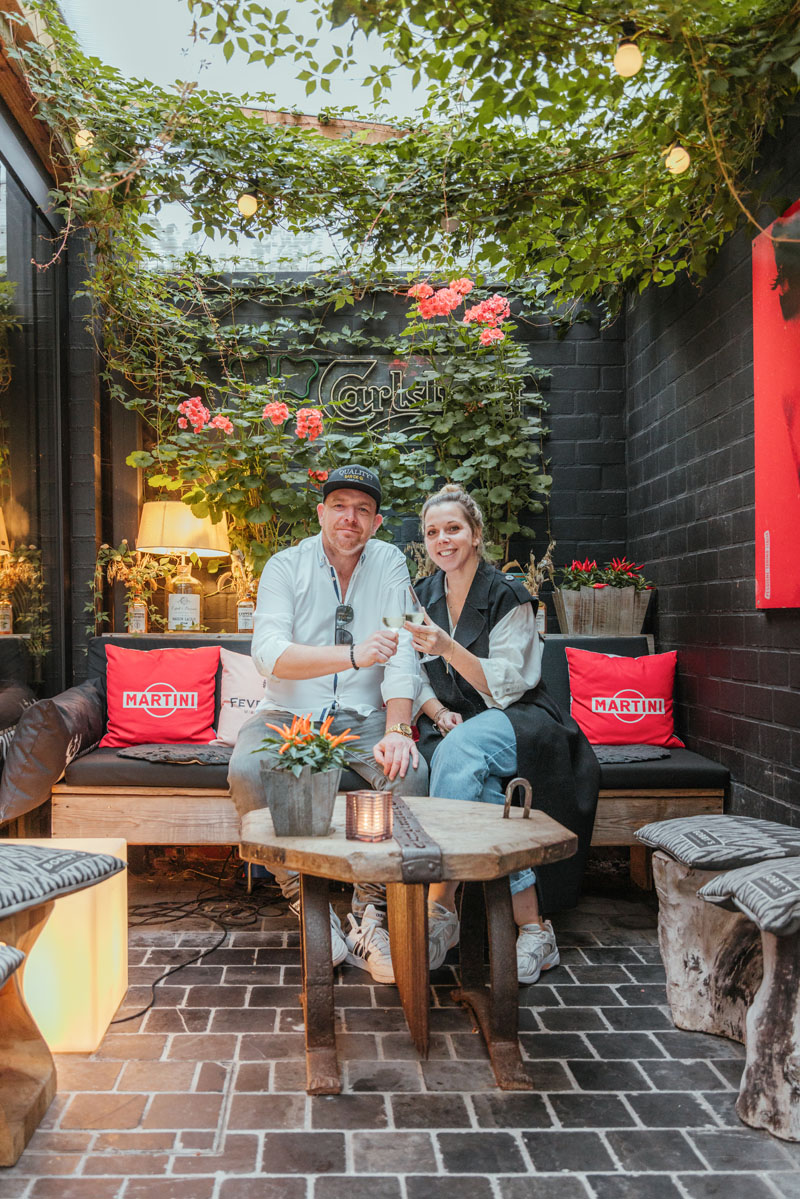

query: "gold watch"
(387, 723), (414, 738)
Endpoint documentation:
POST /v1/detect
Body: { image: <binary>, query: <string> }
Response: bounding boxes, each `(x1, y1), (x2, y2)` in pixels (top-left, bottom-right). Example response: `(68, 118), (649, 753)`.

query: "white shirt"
(416, 602), (543, 711)
(252, 533), (420, 720)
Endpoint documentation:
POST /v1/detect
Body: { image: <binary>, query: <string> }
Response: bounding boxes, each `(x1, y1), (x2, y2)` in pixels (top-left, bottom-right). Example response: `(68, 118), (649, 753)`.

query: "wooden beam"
(0, 0), (69, 183)
(240, 106), (408, 144)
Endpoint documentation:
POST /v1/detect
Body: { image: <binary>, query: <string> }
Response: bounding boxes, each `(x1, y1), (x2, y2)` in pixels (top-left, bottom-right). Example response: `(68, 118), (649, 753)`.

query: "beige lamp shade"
(0, 507), (10, 555)
(136, 501), (230, 558)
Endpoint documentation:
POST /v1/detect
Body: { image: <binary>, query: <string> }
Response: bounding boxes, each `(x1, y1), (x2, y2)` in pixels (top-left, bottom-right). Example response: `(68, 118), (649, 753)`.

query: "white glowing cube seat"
(0, 841), (126, 1166)
(0, 840), (127, 1052)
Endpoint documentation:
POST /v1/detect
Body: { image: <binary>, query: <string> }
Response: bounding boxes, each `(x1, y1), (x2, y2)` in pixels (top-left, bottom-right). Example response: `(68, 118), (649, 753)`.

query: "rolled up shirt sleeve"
(475, 603), (543, 708)
(251, 553), (295, 677)
(413, 664), (438, 716)
(380, 556), (423, 704)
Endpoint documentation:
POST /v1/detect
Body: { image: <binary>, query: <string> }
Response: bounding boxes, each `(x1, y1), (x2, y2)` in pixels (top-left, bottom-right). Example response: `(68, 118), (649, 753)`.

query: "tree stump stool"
(0, 844), (126, 1166)
(636, 815), (800, 1042)
(699, 855), (800, 1141)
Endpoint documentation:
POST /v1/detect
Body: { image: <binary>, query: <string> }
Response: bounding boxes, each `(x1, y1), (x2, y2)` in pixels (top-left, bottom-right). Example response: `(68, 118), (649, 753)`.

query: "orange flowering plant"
(256, 713), (360, 779)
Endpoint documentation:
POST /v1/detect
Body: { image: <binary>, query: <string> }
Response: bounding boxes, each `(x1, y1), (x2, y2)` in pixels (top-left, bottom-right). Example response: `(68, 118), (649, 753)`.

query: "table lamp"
(136, 501), (230, 631)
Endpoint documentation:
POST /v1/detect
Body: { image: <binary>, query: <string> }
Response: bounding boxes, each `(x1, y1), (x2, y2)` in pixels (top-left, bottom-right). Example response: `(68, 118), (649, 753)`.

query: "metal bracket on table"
(391, 796), (443, 883)
(502, 777), (533, 819)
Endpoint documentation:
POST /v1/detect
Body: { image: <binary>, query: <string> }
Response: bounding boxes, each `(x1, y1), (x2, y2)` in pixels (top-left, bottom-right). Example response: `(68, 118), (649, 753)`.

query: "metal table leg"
(452, 878), (532, 1090)
(298, 874), (340, 1095)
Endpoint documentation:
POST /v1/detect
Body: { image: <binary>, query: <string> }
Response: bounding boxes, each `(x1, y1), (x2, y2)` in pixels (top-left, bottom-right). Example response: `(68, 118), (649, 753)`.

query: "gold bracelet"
(432, 705), (449, 727)
(444, 637), (456, 673)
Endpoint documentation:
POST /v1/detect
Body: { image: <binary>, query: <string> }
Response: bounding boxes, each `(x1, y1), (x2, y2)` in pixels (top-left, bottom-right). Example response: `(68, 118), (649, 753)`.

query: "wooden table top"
(239, 796), (577, 884)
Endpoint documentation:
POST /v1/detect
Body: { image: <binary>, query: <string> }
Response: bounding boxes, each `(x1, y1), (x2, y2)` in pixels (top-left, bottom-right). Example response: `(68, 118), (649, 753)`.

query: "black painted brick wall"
(518, 309), (627, 571)
(66, 232), (104, 683)
(626, 116), (800, 825)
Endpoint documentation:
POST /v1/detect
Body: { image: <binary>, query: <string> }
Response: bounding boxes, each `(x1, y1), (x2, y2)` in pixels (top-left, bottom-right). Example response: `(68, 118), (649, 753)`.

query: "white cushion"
(214, 647), (268, 747)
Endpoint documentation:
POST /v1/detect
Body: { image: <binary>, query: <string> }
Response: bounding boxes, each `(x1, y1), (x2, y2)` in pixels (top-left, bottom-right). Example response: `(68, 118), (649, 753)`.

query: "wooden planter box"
(552, 586), (652, 635)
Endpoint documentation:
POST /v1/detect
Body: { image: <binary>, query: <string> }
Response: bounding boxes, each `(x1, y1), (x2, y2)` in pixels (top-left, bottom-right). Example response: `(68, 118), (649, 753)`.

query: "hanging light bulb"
(664, 144), (691, 175)
(74, 128), (95, 152)
(613, 39), (643, 77)
(237, 190), (259, 218)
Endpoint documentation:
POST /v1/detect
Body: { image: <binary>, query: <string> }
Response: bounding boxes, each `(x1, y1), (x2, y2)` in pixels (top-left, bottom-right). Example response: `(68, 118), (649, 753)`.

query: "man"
(228, 465), (429, 983)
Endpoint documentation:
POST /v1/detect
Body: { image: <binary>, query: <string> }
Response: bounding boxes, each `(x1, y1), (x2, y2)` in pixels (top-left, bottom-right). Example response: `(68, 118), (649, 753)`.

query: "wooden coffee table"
(239, 795), (577, 1094)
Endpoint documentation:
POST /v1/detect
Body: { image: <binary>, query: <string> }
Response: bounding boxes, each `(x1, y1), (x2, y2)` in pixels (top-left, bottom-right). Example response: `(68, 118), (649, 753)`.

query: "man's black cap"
(321, 465), (382, 507)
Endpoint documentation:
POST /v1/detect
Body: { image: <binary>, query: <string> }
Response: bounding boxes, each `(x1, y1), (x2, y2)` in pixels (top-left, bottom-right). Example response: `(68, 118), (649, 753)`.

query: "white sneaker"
(289, 898), (348, 967)
(428, 900), (459, 970)
(516, 919), (560, 985)
(345, 904), (395, 984)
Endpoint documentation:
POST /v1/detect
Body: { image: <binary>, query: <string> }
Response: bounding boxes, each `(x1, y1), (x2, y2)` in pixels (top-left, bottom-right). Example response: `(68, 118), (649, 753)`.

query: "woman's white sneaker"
(345, 905), (395, 984)
(516, 919), (560, 984)
(428, 900), (460, 970)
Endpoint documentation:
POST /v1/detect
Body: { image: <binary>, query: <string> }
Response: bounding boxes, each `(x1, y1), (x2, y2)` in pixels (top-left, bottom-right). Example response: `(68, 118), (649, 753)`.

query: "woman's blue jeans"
(429, 708), (536, 896)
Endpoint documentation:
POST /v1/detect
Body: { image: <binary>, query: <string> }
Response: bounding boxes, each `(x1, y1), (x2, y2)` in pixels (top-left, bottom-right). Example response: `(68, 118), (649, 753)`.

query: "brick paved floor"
(3, 867), (800, 1199)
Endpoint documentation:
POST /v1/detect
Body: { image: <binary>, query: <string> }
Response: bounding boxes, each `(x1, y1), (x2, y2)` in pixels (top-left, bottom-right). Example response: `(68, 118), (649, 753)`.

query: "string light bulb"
(74, 128), (95, 152)
(613, 39), (643, 77)
(664, 144), (691, 175)
(236, 190), (259, 218)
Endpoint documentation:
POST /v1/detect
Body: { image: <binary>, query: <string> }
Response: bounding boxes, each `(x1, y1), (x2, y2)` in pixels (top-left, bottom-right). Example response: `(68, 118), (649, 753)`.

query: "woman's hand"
(404, 610), (453, 659)
(435, 709), (462, 735)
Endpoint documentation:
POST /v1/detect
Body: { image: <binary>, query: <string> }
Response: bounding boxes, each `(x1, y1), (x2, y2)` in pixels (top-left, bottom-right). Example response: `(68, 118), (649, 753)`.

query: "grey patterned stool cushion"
(699, 857), (800, 935)
(0, 845), (125, 918)
(0, 943), (24, 986)
(635, 815), (800, 870)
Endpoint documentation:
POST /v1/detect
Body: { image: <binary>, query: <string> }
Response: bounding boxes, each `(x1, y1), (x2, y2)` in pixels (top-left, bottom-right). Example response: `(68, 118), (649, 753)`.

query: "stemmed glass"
(381, 587), (406, 631)
(405, 584), (436, 661)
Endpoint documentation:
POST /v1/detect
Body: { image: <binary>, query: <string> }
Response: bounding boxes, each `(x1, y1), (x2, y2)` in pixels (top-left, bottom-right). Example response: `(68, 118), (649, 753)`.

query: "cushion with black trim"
(635, 814), (800, 869)
(699, 857), (800, 935)
(0, 943), (24, 987)
(0, 844), (126, 918)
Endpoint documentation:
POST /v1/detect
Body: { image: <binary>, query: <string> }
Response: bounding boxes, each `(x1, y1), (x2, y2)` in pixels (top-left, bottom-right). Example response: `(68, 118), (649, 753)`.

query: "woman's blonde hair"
(421, 483), (485, 555)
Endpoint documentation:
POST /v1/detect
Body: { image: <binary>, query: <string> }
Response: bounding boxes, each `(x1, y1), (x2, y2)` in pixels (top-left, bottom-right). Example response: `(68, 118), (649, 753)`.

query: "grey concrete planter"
(260, 764), (342, 836)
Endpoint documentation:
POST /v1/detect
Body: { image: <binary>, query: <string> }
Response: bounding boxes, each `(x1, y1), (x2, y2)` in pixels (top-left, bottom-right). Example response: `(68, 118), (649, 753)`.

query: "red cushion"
(99, 645), (220, 747)
(564, 647), (684, 747)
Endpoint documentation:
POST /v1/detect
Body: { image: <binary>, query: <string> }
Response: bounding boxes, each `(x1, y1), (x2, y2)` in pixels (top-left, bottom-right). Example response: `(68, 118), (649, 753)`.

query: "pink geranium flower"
(296, 407), (324, 442)
(449, 277), (474, 295)
(308, 469), (329, 483)
(209, 414), (234, 434)
(407, 282), (434, 299)
(178, 396), (211, 431)
(262, 401), (290, 425)
(479, 327), (506, 346)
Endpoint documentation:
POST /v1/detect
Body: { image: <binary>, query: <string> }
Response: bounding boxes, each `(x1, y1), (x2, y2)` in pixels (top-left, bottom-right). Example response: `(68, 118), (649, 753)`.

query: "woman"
(408, 484), (600, 984)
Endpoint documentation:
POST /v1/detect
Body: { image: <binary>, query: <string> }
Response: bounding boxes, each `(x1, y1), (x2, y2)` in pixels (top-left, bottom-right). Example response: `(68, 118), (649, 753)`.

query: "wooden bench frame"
(49, 783), (725, 887)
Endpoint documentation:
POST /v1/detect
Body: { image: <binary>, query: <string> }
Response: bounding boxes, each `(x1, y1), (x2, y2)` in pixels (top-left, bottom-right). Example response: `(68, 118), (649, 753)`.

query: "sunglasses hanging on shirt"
(334, 603), (354, 645)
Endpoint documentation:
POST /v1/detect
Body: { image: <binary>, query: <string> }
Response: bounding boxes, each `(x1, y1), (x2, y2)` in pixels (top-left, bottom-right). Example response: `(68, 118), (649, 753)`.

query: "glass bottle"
(236, 593), (255, 633)
(167, 562), (202, 631)
(127, 594), (148, 634)
(0, 595), (12, 635)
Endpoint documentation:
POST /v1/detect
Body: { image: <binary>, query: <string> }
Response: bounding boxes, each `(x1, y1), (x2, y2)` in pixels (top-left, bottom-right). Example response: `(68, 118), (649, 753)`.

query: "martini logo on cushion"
(565, 647), (683, 747)
(100, 644), (220, 747)
(591, 692), (666, 720)
(122, 685), (199, 717)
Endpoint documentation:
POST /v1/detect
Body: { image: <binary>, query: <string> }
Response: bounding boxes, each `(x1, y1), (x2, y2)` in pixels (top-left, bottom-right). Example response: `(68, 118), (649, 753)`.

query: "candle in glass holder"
(345, 790), (393, 842)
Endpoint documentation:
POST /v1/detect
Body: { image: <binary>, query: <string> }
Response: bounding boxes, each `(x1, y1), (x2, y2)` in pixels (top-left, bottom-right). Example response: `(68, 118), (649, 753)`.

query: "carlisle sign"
(123, 683), (199, 719)
(591, 689), (666, 723)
